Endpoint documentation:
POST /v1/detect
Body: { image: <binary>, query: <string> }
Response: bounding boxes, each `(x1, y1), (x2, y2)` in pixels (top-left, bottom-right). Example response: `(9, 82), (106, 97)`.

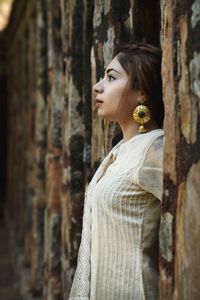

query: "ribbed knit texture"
(69, 129), (164, 300)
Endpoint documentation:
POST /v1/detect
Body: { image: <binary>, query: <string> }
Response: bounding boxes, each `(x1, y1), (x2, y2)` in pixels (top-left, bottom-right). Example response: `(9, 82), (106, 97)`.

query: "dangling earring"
(133, 96), (151, 133)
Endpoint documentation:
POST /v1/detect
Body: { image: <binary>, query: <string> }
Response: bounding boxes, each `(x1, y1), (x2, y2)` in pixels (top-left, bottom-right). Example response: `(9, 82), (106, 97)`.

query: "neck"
(118, 119), (160, 142)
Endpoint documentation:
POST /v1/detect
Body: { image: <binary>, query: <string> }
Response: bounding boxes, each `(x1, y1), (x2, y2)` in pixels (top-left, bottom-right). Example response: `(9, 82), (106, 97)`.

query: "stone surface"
(0, 0), (199, 299)
(0, 208), (22, 300)
(160, 0), (200, 299)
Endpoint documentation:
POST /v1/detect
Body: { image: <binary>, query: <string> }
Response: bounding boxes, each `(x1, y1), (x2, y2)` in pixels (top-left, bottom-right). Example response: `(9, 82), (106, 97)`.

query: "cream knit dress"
(69, 129), (164, 300)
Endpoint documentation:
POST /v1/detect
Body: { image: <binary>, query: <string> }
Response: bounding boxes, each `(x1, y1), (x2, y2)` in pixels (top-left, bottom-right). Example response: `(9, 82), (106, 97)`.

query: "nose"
(93, 79), (103, 94)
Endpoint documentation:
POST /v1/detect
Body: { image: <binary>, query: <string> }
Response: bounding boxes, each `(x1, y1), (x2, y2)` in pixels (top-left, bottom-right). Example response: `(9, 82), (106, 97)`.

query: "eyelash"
(108, 75), (115, 81)
(99, 75), (115, 82)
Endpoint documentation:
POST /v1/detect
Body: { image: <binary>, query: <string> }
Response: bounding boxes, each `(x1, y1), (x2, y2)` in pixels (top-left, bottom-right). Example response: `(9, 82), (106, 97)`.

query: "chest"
(87, 158), (148, 211)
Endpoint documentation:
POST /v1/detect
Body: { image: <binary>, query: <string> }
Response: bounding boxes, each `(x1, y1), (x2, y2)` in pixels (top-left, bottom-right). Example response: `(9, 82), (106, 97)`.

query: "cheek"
(105, 87), (124, 113)
(111, 89), (135, 118)
(107, 84), (126, 105)
(97, 96), (121, 120)
(97, 81), (129, 119)
(108, 92), (122, 112)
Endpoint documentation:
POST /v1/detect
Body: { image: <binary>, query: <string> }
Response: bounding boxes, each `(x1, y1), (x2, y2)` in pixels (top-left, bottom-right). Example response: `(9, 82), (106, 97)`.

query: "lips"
(96, 98), (104, 103)
(95, 98), (103, 109)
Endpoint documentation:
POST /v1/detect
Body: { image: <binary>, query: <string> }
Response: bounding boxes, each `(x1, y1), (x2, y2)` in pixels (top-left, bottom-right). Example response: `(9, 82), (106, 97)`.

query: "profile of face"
(93, 55), (142, 124)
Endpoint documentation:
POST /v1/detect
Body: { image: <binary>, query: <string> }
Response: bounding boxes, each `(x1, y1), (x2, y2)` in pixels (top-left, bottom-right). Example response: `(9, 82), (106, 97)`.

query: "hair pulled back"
(114, 42), (164, 128)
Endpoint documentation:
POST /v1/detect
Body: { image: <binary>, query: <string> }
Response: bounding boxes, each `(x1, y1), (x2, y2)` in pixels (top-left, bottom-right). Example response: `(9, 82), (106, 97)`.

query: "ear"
(138, 90), (145, 97)
(136, 90), (145, 102)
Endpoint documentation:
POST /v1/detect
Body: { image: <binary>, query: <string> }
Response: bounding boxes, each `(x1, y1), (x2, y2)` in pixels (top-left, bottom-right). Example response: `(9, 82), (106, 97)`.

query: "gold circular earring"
(133, 97), (151, 133)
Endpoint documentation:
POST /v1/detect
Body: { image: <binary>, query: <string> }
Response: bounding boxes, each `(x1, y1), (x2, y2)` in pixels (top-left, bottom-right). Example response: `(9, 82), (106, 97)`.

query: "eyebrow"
(105, 68), (120, 74)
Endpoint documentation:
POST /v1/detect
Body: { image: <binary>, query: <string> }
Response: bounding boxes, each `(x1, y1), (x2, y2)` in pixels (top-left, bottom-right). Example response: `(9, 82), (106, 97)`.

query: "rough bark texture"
(160, 0), (200, 299)
(0, 0), (199, 299)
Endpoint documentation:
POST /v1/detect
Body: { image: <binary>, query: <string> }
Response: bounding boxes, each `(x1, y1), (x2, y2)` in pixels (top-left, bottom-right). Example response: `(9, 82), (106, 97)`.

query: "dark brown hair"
(114, 42), (164, 128)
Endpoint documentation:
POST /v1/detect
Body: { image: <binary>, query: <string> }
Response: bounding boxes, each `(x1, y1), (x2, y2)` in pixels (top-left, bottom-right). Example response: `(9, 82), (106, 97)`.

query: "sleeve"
(137, 135), (164, 201)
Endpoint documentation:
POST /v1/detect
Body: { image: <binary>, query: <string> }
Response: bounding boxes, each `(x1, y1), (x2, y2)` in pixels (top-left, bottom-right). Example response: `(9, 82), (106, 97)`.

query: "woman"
(69, 42), (165, 300)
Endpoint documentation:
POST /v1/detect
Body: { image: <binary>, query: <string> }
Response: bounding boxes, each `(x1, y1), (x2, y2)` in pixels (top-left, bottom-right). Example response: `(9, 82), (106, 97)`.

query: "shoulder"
(139, 127), (164, 151)
(144, 129), (165, 149)
(136, 130), (165, 200)
(126, 129), (165, 173)
(151, 133), (164, 148)
(150, 132), (165, 150)
(144, 131), (165, 165)
(146, 133), (164, 159)
(113, 129), (164, 172)
(127, 129), (165, 164)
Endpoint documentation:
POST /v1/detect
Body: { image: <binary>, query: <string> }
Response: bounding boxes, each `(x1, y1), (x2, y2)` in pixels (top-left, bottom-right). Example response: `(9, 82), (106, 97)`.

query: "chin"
(98, 114), (115, 121)
(97, 110), (106, 118)
(97, 109), (116, 121)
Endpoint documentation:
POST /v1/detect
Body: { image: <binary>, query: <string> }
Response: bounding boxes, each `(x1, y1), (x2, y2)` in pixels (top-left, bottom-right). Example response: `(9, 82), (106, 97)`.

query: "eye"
(108, 75), (115, 81)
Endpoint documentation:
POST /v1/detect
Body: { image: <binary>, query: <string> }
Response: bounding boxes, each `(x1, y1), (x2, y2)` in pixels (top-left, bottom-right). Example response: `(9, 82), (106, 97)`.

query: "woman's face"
(93, 55), (140, 122)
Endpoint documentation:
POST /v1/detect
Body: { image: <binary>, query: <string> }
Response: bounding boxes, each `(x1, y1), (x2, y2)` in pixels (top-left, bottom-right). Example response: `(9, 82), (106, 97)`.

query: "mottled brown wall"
(0, 32), (7, 202)
(2, 0), (200, 299)
(160, 0), (200, 299)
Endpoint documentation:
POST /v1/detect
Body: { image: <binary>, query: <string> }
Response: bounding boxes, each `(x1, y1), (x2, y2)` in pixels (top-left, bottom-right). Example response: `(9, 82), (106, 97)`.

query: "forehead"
(105, 55), (126, 74)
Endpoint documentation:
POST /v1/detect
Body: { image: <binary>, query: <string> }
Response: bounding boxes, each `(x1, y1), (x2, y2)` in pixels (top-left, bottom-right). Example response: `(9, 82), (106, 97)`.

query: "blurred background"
(0, 0), (199, 299)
